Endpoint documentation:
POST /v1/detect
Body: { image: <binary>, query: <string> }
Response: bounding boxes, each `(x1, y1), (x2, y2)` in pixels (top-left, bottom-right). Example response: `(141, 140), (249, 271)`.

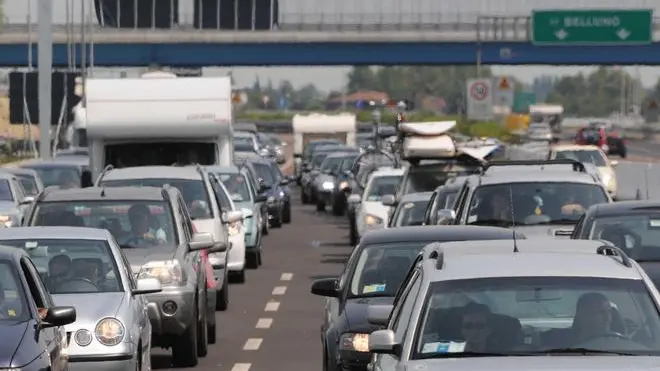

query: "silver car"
(1, 167), (45, 197)
(0, 172), (32, 227)
(0, 226), (163, 371)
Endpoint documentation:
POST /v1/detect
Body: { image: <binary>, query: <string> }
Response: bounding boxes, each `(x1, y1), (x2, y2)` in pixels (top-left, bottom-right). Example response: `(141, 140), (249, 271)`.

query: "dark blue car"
(240, 157), (290, 227)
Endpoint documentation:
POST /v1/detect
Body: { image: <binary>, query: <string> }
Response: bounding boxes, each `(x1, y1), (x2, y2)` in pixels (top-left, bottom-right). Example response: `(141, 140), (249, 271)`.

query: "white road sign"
(493, 76), (514, 108)
(467, 78), (493, 120)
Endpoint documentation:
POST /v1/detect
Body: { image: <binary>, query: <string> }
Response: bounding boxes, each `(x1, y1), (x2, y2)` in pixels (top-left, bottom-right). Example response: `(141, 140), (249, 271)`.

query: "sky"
(5, 0), (660, 91)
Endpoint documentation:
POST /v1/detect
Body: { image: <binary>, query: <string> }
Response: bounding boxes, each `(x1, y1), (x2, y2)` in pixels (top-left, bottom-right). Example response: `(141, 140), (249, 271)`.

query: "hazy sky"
(6, 0), (660, 91)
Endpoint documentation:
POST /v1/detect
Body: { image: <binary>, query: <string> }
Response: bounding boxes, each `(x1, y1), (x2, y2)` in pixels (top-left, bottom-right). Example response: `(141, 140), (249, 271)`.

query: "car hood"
(409, 356), (660, 370)
(344, 296), (394, 332)
(0, 321), (30, 368)
(511, 225), (574, 239)
(121, 247), (177, 272)
(53, 292), (124, 331)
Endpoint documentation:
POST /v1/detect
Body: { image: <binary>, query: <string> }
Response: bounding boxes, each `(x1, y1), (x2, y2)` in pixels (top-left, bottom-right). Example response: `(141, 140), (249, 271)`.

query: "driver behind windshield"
(121, 204), (167, 246)
(72, 260), (100, 285)
(48, 254), (73, 290)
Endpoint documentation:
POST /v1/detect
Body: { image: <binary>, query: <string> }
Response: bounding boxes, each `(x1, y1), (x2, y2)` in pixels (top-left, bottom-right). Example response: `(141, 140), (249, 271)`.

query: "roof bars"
(596, 243), (632, 267)
(481, 159), (586, 174)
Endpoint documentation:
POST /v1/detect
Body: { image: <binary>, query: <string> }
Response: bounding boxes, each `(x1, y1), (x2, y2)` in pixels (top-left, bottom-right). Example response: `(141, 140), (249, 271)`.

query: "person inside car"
(121, 204), (167, 246)
(48, 254), (73, 290)
(460, 302), (495, 352)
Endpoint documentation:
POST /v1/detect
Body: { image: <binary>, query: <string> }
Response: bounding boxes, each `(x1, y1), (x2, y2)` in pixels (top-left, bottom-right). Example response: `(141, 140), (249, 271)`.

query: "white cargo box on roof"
(292, 113), (357, 155)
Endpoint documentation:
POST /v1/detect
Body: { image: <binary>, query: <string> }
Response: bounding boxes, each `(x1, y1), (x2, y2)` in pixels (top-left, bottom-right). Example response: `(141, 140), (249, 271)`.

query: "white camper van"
(292, 113), (357, 180)
(85, 74), (234, 179)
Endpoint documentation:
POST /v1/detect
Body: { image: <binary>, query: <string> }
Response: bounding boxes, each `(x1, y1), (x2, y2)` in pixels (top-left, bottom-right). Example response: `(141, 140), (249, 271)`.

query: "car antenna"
(508, 185), (519, 253)
(645, 164), (650, 200)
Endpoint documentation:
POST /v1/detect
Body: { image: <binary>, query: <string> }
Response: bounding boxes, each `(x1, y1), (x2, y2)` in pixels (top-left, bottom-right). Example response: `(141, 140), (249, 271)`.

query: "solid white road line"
(256, 318), (273, 329)
(272, 286), (287, 295)
(243, 338), (263, 351)
(265, 301), (280, 312)
(231, 363), (251, 371)
(280, 272), (293, 281)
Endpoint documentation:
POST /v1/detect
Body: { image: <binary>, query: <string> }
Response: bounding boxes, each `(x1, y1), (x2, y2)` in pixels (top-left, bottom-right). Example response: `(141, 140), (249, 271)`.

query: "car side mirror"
(80, 170), (93, 188)
(41, 306), (76, 328)
(189, 232), (215, 251)
(255, 194), (268, 203)
(347, 194), (361, 204)
(259, 184), (271, 193)
(241, 208), (254, 218)
(280, 178), (289, 186)
(437, 209), (456, 225)
(133, 278), (162, 295)
(20, 196), (34, 205)
(367, 304), (393, 326)
(223, 210), (244, 224)
(610, 160), (618, 167)
(310, 277), (339, 298)
(369, 329), (399, 355)
(381, 194), (397, 207)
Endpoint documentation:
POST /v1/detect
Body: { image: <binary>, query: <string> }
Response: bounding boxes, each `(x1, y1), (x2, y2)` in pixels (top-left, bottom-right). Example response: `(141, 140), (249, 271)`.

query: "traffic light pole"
(37, 0), (53, 159)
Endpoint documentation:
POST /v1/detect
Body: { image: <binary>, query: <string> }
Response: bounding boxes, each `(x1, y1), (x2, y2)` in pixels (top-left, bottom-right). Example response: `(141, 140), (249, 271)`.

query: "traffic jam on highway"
(1, 72), (660, 371)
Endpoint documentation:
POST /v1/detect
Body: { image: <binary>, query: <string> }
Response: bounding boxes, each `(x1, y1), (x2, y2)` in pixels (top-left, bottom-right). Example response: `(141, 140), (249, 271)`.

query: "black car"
(314, 151), (360, 214)
(0, 245), (76, 371)
(237, 155), (286, 228)
(295, 139), (345, 185)
(310, 225), (525, 371)
(571, 200), (660, 285)
(20, 157), (93, 189)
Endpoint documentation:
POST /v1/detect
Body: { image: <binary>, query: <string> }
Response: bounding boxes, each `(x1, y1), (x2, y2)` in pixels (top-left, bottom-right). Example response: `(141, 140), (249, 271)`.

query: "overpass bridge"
(3, 1), (660, 66)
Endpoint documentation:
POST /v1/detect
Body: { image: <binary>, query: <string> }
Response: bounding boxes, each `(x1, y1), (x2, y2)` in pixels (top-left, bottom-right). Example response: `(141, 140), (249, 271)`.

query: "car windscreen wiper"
(416, 351), (511, 359)
(467, 219), (514, 228)
(531, 347), (637, 356)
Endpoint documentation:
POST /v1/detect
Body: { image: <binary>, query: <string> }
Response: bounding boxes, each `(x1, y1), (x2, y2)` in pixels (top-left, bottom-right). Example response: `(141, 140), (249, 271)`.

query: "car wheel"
(316, 200), (325, 212)
(272, 209), (283, 228)
(349, 222), (358, 246)
(301, 189), (309, 204)
(257, 250), (263, 266)
(282, 203), (291, 223)
(262, 216), (270, 235)
(208, 321), (216, 344)
(619, 145), (627, 158)
(231, 269), (246, 283)
(172, 306), (198, 367)
(216, 276), (229, 311)
(197, 297), (208, 357)
(246, 251), (259, 269)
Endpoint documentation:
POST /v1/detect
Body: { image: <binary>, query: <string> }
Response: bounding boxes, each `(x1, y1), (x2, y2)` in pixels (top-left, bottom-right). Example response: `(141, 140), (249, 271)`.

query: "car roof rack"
(481, 159), (586, 175)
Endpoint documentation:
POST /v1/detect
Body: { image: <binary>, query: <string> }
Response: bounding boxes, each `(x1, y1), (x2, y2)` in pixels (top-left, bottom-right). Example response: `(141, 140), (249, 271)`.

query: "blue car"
(239, 157), (288, 228)
(206, 166), (267, 268)
(265, 159), (295, 223)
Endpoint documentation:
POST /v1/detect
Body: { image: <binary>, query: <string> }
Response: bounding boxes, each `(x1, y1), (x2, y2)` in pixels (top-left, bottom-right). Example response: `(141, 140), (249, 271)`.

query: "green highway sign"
(531, 9), (653, 45)
(512, 92), (537, 114)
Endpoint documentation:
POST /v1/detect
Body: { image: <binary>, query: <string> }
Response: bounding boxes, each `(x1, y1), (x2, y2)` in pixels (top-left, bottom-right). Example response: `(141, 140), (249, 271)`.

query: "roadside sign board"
(492, 76), (514, 108)
(531, 9), (653, 45)
(512, 92), (537, 113)
(466, 78), (493, 120)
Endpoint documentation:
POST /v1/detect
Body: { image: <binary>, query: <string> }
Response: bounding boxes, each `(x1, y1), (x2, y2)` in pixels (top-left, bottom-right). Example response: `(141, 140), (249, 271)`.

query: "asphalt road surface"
(153, 188), (347, 371)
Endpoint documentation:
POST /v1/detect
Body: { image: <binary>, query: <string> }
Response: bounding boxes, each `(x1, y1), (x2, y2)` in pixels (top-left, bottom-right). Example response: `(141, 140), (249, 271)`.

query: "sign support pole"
(38, 0), (53, 159)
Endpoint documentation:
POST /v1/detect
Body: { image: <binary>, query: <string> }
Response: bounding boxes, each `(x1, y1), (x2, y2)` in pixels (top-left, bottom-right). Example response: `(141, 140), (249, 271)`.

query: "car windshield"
(320, 156), (345, 172)
(216, 173), (252, 202)
(392, 200), (430, 227)
(0, 261), (29, 321)
(467, 182), (609, 226)
(23, 166), (80, 189)
(365, 175), (402, 201)
(100, 178), (213, 219)
(556, 150), (607, 167)
(0, 180), (13, 202)
(349, 242), (425, 297)
(14, 174), (38, 196)
(340, 157), (357, 172)
(304, 141), (341, 158)
(413, 277), (660, 358)
(1, 239), (122, 294)
(403, 164), (477, 195)
(234, 142), (256, 153)
(589, 213), (660, 261)
(31, 201), (178, 249)
(234, 135), (256, 148)
(252, 162), (276, 186)
(312, 153), (329, 168)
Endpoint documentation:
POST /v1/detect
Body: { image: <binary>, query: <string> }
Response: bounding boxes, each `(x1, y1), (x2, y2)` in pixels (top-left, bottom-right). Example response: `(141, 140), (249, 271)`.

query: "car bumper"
(146, 289), (196, 337)
(228, 233), (246, 271)
(69, 354), (135, 371)
(208, 254), (227, 287)
(337, 350), (371, 371)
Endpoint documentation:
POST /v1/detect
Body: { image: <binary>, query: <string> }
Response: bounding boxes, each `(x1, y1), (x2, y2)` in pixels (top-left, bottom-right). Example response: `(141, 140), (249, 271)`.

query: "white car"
(550, 144), (618, 199)
(351, 167), (404, 240)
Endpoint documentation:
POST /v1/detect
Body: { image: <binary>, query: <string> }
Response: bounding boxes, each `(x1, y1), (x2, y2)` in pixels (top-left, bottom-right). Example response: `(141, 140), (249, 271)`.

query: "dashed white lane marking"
(272, 286), (287, 295)
(265, 301), (280, 312)
(280, 272), (293, 281)
(230, 363), (251, 371)
(243, 338), (263, 351)
(256, 318), (273, 329)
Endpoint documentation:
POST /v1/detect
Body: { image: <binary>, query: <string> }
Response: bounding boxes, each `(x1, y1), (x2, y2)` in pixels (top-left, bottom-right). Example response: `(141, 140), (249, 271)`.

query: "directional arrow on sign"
(555, 29), (568, 40)
(617, 28), (631, 40)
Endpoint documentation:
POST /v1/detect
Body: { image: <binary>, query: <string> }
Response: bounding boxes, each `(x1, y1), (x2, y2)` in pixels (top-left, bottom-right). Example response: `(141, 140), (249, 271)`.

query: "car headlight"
(339, 333), (370, 352)
(322, 181), (334, 190)
(364, 214), (383, 226)
(339, 181), (349, 190)
(95, 318), (125, 346)
(0, 215), (18, 228)
(279, 190), (285, 197)
(259, 148), (269, 156)
(267, 196), (276, 203)
(228, 221), (242, 236)
(138, 260), (184, 286)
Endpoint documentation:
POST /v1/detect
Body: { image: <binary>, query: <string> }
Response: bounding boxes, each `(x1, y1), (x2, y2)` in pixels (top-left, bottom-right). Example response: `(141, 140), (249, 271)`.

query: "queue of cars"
(303, 120), (660, 371)
(0, 131), (293, 370)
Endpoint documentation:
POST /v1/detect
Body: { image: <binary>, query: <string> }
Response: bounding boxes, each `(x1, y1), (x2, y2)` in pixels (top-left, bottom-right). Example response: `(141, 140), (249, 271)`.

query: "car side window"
(116, 242), (137, 290)
(20, 258), (48, 309)
(210, 179), (233, 211)
(572, 214), (587, 239)
(177, 197), (194, 242)
(390, 271), (422, 342)
(424, 192), (438, 224)
(453, 183), (471, 222)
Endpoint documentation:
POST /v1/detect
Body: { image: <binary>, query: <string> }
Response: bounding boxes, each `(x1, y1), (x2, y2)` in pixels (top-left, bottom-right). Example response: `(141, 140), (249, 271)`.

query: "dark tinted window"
(0, 180), (13, 201)
(15, 174), (38, 195)
(252, 163), (276, 185)
(23, 166), (80, 189)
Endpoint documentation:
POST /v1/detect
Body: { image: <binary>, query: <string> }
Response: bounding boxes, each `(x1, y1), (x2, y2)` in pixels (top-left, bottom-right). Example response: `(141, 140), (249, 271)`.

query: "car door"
(21, 257), (66, 371)
(117, 240), (150, 348)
